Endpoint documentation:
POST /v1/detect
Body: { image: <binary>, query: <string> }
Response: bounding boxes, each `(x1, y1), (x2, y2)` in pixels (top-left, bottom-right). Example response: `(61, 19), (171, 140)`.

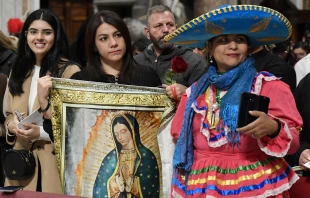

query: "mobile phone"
(0, 186), (24, 192)
(237, 92), (270, 128)
(14, 109), (23, 122)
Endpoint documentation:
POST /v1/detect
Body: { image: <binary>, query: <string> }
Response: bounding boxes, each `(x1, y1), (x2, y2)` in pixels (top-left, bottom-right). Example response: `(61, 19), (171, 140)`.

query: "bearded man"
(134, 4), (208, 100)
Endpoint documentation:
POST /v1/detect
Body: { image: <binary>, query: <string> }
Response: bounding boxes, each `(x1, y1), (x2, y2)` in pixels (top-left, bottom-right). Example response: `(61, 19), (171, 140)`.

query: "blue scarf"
(173, 57), (257, 172)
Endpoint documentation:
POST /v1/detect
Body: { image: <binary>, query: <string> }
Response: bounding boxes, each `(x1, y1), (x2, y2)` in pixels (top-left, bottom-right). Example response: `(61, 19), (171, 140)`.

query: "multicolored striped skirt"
(171, 150), (298, 198)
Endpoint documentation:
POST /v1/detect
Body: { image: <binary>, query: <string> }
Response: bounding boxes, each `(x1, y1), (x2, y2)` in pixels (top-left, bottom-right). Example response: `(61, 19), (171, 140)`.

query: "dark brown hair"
(83, 10), (136, 83)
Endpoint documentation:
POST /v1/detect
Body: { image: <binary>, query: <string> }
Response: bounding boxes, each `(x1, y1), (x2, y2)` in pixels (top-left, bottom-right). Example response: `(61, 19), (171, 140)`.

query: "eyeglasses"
(25, 29), (54, 36)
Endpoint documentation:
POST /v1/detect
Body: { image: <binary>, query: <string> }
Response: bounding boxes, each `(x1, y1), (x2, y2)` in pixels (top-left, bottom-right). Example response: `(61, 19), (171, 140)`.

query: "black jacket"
(0, 49), (16, 76)
(71, 63), (161, 87)
(252, 48), (296, 93)
(134, 44), (208, 87)
(285, 73), (310, 173)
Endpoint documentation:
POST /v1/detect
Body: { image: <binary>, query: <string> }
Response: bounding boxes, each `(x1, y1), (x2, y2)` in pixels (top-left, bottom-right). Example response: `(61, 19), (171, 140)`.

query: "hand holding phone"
(237, 92), (270, 128)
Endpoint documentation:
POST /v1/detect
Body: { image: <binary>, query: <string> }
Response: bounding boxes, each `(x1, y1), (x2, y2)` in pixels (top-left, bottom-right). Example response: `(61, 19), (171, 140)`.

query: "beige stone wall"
(193, 0), (236, 17)
(192, 0), (306, 17)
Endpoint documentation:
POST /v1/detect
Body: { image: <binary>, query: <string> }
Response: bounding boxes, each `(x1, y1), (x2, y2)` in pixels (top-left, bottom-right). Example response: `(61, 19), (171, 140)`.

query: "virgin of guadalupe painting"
(93, 114), (159, 197)
(50, 78), (175, 198)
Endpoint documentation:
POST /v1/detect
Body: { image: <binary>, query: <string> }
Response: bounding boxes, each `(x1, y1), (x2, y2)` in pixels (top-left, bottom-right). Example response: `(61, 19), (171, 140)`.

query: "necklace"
(120, 149), (136, 161)
(212, 88), (221, 110)
(206, 71), (226, 129)
(210, 86), (221, 128)
(211, 71), (224, 112)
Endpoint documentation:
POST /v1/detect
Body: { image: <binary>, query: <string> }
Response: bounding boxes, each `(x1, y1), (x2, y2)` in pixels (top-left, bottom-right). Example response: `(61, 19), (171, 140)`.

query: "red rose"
(171, 56), (188, 73)
(7, 18), (23, 34)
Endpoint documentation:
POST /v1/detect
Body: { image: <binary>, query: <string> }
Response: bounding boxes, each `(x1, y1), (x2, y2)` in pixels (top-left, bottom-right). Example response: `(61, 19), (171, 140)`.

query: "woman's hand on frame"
(37, 75), (52, 104)
(163, 83), (187, 100)
(38, 75), (52, 119)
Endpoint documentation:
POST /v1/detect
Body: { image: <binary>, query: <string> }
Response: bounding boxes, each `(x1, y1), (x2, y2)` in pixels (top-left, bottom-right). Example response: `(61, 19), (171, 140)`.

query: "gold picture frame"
(50, 78), (175, 197)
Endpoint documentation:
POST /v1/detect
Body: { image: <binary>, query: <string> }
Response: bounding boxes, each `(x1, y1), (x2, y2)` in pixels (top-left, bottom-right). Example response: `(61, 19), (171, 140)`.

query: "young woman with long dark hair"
(5, 9), (80, 193)
(71, 10), (161, 87)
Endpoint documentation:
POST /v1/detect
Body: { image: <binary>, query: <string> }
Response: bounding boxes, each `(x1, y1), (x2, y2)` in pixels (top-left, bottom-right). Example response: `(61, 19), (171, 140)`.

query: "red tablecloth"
(1, 180), (310, 198)
(0, 190), (85, 198)
(289, 176), (310, 197)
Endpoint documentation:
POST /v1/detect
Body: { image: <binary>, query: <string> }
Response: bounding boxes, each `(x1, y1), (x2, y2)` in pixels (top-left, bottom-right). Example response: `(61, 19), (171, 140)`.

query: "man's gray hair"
(146, 4), (175, 26)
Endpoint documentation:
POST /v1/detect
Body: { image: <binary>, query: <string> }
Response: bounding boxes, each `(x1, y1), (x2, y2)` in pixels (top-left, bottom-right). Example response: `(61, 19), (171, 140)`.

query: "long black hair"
(9, 9), (70, 96)
(69, 18), (90, 67)
(83, 10), (136, 83)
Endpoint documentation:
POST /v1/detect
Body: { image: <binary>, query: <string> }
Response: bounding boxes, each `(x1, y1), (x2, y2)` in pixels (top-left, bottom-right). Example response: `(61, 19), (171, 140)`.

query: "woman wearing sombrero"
(165, 4), (302, 198)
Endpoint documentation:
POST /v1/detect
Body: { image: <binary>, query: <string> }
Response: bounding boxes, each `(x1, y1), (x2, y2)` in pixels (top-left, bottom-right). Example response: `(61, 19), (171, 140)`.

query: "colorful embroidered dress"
(171, 71), (302, 198)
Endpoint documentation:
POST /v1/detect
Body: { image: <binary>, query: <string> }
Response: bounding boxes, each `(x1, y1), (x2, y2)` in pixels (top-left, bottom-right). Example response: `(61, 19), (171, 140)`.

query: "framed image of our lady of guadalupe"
(50, 78), (175, 198)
